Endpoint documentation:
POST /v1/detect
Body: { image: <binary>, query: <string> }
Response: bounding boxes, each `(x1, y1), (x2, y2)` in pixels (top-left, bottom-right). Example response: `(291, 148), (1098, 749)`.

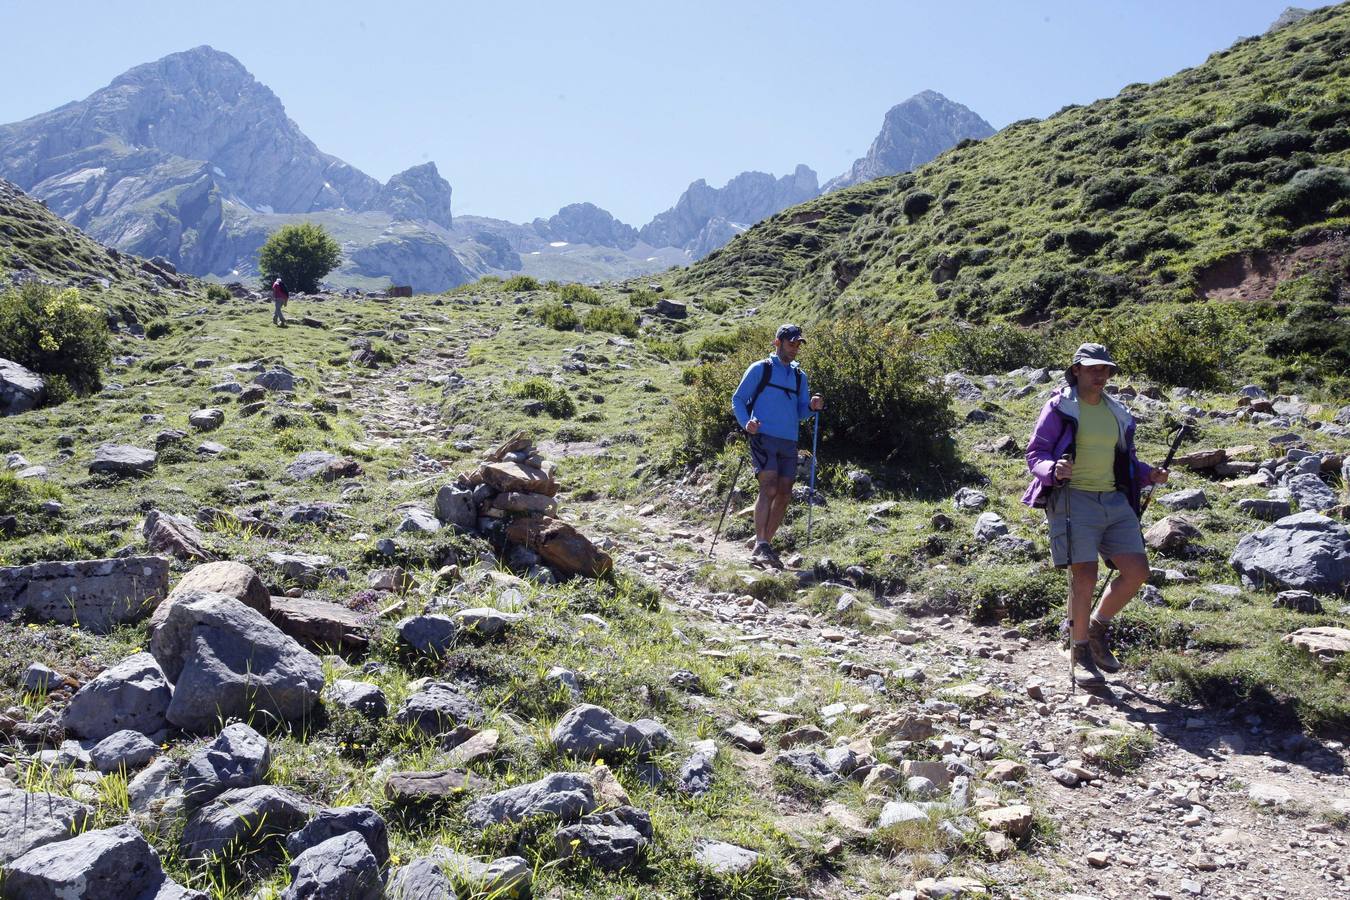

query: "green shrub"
(145, 319), (171, 339)
(1260, 166), (1350, 223)
(1081, 174), (1148, 210)
(554, 282), (601, 304)
(0, 470), (65, 538)
(693, 325), (771, 359)
(0, 283), (111, 396)
(701, 296), (730, 314)
(503, 275), (541, 292)
(582, 305), (639, 338)
(536, 302), (579, 331)
(1264, 298), (1350, 370)
(258, 222), (341, 293)
(205, 283), (231, 303)
(901, 191), (935, 217)
(926, 323), (1061, 374)
(511, 377), (576, 418)
(673, 318), (956, 466)
(1095, 304), (1247, 388)
(627, 288), (660, 309)
(642, 337), (690, 361)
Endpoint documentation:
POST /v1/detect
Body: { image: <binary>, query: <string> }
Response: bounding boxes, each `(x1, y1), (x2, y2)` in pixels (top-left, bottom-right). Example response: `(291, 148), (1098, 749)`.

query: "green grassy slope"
(678, 3), (1350, 324)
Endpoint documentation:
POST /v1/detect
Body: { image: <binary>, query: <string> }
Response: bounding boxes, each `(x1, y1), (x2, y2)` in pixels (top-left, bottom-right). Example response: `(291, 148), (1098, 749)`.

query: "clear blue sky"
(0, 0), (1331, 225)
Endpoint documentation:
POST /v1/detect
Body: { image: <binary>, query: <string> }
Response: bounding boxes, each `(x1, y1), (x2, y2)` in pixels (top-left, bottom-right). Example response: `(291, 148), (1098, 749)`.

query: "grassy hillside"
(679, 4), (1350, 326)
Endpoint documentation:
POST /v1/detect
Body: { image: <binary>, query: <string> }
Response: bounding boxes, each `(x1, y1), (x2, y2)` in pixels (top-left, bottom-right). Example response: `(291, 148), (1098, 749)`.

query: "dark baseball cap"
(776, 323), (805, 342)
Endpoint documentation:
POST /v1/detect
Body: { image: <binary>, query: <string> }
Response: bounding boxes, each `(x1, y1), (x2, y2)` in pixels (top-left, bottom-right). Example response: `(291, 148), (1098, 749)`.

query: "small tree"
(258, 223), (341, 293)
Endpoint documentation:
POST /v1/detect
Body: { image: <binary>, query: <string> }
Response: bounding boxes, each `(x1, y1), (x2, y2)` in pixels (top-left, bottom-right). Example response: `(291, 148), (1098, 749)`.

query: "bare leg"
(1069, 561), (1099, 643)
(764, 475), (795, 542)
(1095, 553), (1150, 620)
(754, 471), (779, 544)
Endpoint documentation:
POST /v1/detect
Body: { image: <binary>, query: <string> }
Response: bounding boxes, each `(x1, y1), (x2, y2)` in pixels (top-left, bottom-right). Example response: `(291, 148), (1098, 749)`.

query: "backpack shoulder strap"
(747, 359), (774, 416)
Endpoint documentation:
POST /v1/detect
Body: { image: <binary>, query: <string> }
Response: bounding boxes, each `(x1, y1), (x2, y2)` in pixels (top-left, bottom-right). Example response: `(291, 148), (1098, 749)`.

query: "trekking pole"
(805, 412), (821, 548)
(709, 432), (748, 558)
(1087, 423), (1191, 608)
(1060, 465), (1076, 695)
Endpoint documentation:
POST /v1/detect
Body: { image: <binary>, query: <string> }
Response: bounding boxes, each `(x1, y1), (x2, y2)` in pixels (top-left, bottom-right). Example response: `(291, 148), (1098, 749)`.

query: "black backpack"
(747, 358), (802, 416)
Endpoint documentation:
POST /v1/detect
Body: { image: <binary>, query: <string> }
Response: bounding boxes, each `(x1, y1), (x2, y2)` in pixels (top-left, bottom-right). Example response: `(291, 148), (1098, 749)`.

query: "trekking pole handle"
(1139, 424), (1190, 516)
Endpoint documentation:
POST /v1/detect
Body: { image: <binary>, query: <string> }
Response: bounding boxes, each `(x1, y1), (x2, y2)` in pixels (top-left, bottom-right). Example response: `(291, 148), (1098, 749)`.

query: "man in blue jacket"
(731, 323), (824, 567)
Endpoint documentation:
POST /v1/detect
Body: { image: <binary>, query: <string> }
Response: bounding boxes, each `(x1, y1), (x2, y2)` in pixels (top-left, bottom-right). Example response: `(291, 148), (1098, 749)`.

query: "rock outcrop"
(639, 165), (820, 258)
(823, 90), (995, 192)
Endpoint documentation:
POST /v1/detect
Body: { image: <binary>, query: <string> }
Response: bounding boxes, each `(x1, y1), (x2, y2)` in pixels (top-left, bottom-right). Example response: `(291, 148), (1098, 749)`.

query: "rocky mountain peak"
(532, 202), (638, 250)
(823, 90), (995, 192)
(376, 162), (453, 229)
(638, 166), (820, 258)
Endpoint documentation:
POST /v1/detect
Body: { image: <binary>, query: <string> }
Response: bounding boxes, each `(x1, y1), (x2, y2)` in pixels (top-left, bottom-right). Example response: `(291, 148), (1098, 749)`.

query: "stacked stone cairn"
(435, 431), (612, 579)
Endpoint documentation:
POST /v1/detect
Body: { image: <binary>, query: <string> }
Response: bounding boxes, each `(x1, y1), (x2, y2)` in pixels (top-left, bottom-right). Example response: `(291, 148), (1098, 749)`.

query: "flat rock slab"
(268, 596), (369, 651)
(692, 838), (760, 874)
(478, 461), (558, 496)
(0, 788), (93, 864)
(1283, 626), (1350, 661)
(89, 444), (157, 475)
(464, 772), (596, 829)
(978, 804), (1034, 839)
(384, 770), (486, 805)
(0, 556), (169, 632)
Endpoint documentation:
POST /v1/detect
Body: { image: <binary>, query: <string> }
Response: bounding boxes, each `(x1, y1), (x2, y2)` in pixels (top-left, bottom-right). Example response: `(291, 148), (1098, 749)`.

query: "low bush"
(0, 283), (111, 396)
(925, 323), (1061, 374)
(673, 318), (956, 467)
(512, 377), (576, 418)
(1081, 174), (1148, 210)
(0, 470), (65, 538)
(1094, 304), (1247, 388)
(1264, 298), (1350, 371)
(536, 302), (579, 331)
(700, 296), (730, 314)
(582, 305), (639, 338)
(205, 283), (231, 303)
(1259, 166), (1350, 223)
(642, 337), (690, 361)
(554, 283), (601, 304)
(503, 275), (542, 292)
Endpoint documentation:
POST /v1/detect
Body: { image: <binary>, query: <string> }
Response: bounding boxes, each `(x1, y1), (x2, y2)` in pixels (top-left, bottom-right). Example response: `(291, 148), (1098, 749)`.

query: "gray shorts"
(1046, 488), (1146, 568)
(750, 433), (797, 479)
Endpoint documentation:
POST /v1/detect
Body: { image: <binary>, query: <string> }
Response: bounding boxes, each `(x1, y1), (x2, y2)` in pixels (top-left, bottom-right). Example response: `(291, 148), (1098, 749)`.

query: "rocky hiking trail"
(335, 326), (1350, 899)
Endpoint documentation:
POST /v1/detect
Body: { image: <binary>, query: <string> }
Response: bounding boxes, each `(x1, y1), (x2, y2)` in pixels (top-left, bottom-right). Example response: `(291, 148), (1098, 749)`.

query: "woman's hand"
(1053, 457), (1073, 482)
(1149, 468), (1169, 485)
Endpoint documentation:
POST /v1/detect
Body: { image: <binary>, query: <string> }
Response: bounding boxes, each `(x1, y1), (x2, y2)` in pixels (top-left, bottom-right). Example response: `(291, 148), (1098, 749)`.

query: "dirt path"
(618, 508), (1350, 900)
(351, 342), (1349, 899)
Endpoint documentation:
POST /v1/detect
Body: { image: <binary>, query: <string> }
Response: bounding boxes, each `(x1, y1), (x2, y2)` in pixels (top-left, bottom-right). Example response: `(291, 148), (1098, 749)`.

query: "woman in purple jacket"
(1022, 343), (1169, 686)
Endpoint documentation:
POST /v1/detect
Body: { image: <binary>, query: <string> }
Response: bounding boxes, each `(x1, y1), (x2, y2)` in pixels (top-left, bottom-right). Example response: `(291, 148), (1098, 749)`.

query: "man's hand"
(746, 417), (761, 435)
(1053, 457), (1073, 482)
(809, 394), (824, 412)
(1149, 467), (1169, 485)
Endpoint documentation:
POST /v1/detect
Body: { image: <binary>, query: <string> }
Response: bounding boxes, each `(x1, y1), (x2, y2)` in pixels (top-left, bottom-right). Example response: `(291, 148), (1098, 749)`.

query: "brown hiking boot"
(1087, 618), (1122, 673)
(1071, 642), (1106, 687)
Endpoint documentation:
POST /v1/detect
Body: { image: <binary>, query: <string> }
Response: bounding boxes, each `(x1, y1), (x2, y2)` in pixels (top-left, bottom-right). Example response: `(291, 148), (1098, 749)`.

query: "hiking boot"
(1070, 642), (1106, 687)
(1087, 618), (1122, 673)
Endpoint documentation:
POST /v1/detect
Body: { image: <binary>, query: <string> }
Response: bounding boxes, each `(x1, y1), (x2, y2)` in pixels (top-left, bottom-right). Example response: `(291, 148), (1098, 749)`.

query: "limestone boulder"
(478, 460), (558, 496)
(181, 785), (314, 859)
(152, 561), (270, 632)
(183, 722), (271, 807)
(2, 824), (198, 900)
(1229, 513), (1350, 594)
(149, 591), (325, 734)
(280, 831), (381, 900)
(506, 516), (612, 577)
(143, 509), (213, 562)
(550, 704), (643, 759)
(89, 444), (157, 476)
(285, 805), (390, 868)
(61, 652), (172, 741)
(0, 788), (92, 864)
(0, 357), (46, 415)
(0, 556), (169, 632)
(464, 772), (595, 829)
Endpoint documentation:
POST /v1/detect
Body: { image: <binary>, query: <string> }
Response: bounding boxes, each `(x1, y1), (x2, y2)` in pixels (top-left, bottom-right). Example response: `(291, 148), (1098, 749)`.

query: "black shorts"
(750, 434), (797, 478)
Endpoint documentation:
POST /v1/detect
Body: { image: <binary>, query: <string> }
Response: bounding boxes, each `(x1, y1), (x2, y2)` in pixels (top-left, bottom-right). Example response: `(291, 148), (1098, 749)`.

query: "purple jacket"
(1021, 385), (1154, 516)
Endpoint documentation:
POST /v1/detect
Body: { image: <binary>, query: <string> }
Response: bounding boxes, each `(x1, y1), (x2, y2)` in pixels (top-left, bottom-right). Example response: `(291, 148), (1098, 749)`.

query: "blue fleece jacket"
(731, 355), (813, 441)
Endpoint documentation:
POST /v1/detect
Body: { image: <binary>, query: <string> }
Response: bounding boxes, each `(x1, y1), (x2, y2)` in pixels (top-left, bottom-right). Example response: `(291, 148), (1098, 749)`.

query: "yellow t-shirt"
(1071, 398), (1118, 491)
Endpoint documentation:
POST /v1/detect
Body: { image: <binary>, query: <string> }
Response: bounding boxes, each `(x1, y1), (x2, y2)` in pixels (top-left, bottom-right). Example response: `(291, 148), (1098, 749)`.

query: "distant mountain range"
(0, 46), (991, 290)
